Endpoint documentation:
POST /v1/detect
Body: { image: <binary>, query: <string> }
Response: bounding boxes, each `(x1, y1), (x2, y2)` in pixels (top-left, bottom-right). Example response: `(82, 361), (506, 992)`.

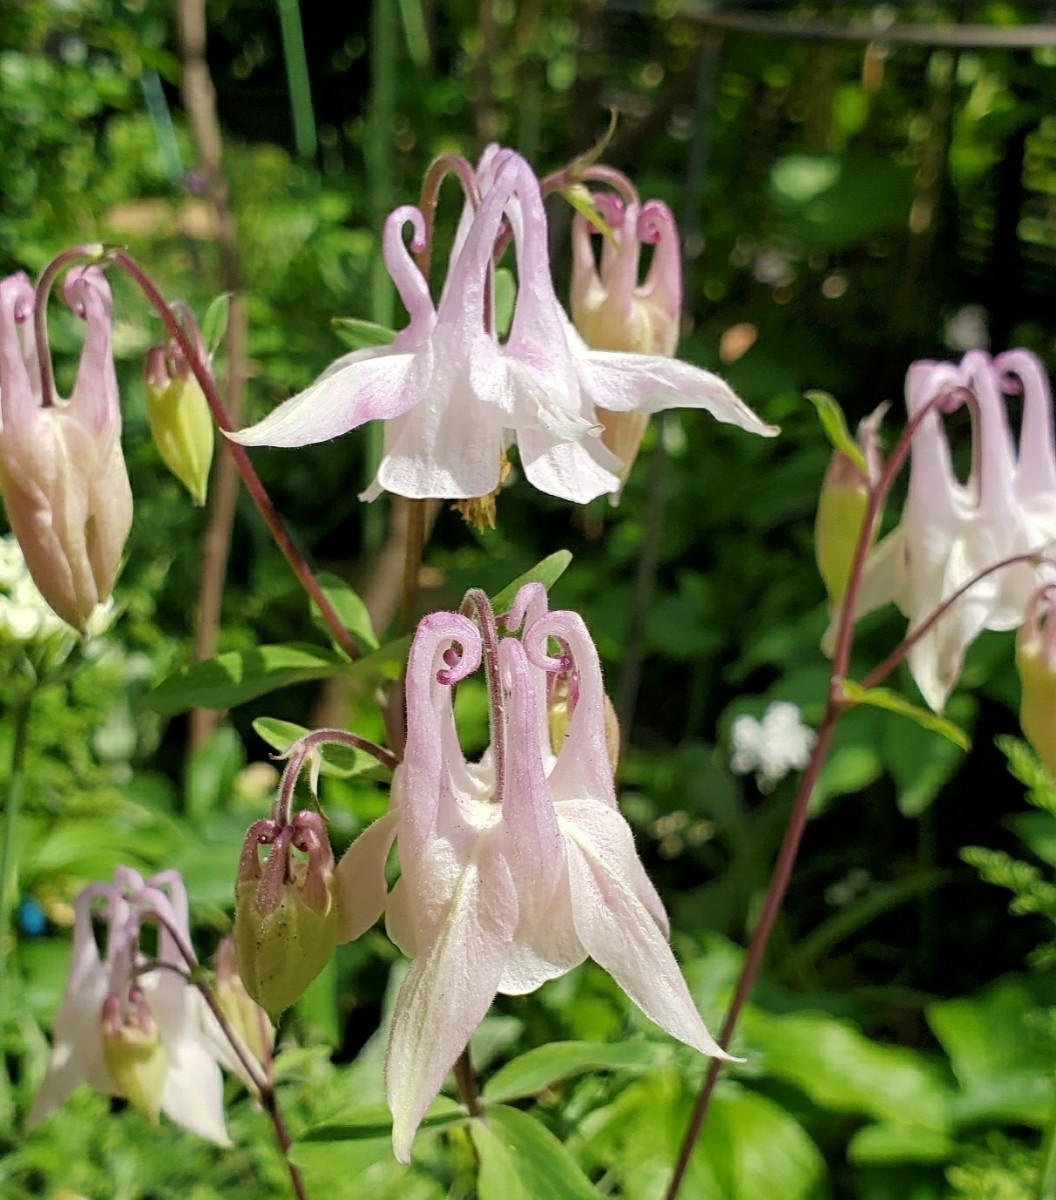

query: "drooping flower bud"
(814, 403), (887, 605)
(100, 989), (168, 1122)
(546, 659), (620, 773)
(214, 934), (274, 1071)
(235, 812), (338, 1021)
(143, 310), (214, 505)
(1017, 586), (1056, 775)
(571, 195), (683, 488)
(0, 266), (132, 632)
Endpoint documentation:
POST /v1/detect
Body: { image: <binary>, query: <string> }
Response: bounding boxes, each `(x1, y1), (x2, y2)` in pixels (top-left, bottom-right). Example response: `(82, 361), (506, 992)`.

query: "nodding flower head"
(1017, 585), (1056, 775)
(234, 810), (338, 1021)
(846, 351), (1056, 711)
(333, 583), (731, 1163)
(28, 867), (230, 1144)
(0, 263), (131, 632)
(230, 147), (775, 512)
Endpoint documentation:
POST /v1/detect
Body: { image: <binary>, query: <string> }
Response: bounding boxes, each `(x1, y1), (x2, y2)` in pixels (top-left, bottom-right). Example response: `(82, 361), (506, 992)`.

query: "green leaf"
(313, 571), (379, 652)
(199, 292), (230, 355)
(490, 550), (573, 614)
(882, 697), (974, 816)
(740, 1006), (952, 1130)
(150, 644), (348, 715)
(561, 184), (617, 243)
(482, 1040), (665, 1104)
(298, 1096), (463, 1142)
(472, 1106), (601, 1200)
(331, 317), (397, 350)
(493, 267), (515, 338)
(252, 717), (388, 779)
(804, 390), (866, 473)
(848, 1123), (957, 1165)
(927, 980), (1054, 1127)
(839, 680), (970, 751)
(184, 723), (244, 819)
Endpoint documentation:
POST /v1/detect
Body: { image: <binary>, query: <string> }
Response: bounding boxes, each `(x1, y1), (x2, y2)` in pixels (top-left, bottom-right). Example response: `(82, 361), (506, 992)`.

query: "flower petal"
(386, 832), (517, 1163)
(334, 808), (400, 943)
(559, 798), (731, 1060)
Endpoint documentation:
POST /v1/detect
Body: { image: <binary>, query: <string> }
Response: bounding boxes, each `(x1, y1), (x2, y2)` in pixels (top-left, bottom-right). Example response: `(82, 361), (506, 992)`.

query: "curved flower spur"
(229, 147), (776, 507)
(333, 583), (732, 1163)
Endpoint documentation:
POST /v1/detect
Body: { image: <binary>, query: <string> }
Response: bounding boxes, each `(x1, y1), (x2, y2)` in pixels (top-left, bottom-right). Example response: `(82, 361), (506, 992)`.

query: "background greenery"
(1, 1), (1055, 1197)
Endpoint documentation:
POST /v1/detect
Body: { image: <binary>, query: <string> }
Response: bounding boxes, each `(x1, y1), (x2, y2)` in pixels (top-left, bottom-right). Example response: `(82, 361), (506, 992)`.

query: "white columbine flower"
(334, 583), (731, 1163)
(28, 867), (231, 1145)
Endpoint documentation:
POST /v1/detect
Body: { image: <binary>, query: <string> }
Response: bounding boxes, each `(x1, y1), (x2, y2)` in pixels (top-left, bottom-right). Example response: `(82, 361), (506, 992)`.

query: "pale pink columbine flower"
(0, 267), (132, 632)
(28, 867), (230, 1145)
(334, 584), (730, 1163)
(230, 148), (776, 505)
(854, 351), (1056, 710)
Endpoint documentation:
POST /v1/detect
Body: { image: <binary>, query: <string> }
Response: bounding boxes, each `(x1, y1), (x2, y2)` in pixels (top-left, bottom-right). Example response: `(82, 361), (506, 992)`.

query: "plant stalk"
(0, 693), (32, 984)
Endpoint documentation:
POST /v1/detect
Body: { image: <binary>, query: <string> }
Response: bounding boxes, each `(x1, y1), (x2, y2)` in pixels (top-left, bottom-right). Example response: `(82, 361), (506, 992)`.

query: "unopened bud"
(144, 338), (214, 505)
(814, 404), (887, 604)
(1017, 587), (1056, 775)
(215, 935), (274, 1069)
(100, 991), (168, 1122)
(234, 812), (338, 1021)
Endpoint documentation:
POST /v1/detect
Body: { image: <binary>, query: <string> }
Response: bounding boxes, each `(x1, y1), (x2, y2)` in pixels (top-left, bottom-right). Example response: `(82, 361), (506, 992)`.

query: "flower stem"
(453, 1047), (482, 1118)
(666, 386), (955, 1198)
(106, 250), (359, 662)
(0, 693), (31, 983)
(149, 905), (308, 1200)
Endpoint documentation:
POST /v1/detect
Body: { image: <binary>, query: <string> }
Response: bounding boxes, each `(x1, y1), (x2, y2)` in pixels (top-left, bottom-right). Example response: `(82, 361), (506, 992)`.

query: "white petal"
(386, 832), (517, 1163)
(516, 426), (622, 503)
(229, 349), (421, 448)
(334, 809), (400, 943)
(581, 351), (779, 436)
(559, 798), (732, 1060)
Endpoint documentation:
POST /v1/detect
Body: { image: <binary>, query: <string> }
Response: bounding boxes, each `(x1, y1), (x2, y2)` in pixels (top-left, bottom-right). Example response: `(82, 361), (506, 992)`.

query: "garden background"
(2, 1), (1056, 1197)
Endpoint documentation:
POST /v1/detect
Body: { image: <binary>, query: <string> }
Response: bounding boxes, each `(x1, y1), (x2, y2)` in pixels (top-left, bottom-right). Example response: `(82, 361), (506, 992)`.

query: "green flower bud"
(215, 934), (274, 1071)
(1017, 587), (1056, 775)
(143, 308), (215, 505)
(235, 812), (338, 1022)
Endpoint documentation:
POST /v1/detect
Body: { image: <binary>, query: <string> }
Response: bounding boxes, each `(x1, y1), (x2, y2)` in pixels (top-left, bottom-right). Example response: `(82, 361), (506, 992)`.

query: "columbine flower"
(0, 266), (132, 632)
(570, 190), (682, 488)
(230, 148), (776, 506)
(853, 351), (1056, 711)
(334, 584), (730, 1163)
(730, 701), (816, 790)
(28, 867), (230, 1145)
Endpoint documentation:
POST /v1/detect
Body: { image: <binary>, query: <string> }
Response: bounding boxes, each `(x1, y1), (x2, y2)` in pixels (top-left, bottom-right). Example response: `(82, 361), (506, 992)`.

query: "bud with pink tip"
(0, 265), (131, 631)
(234, 811), (338, 1020)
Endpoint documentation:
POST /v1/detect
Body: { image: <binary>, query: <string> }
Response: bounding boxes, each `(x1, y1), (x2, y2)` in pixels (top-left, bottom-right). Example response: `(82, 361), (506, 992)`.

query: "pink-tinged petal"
(962, 351), (1017, 523)
(371, 360), (507, 499)
(517, 424), (622, 503)
(158, 1036), (231, 1146)
(229, 348), (423, 448)
(523, 610), (616, 809)
(998, 349), (1056, 503)
(497, 869), (586, 996)
(27, 889), (115, 1128)
(400, 612), (480, 857)
(0, 272), (42, 431)
(386, 832), (517, 1163)
(559, 797), (731, 1060)
(64, 267), (118, 434)
(383, 206), (433, 328)
(333, 808), (400, 943)
(579, 350), (779, 436)
(496, 639), (561, 871)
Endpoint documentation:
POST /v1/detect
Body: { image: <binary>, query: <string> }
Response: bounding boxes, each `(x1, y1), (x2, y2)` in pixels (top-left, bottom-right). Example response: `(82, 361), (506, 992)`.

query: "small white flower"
(730, 700), (815, 790)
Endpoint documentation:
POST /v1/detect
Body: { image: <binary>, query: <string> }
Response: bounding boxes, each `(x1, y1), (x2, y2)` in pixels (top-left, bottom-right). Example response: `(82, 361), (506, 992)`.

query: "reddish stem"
(107, 249), (360, 661)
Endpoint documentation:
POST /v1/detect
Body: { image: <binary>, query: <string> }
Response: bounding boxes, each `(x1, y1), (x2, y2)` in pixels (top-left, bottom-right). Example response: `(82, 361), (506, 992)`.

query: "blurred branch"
(171, 0), (249, 752)
(682, 7), (1056, 48)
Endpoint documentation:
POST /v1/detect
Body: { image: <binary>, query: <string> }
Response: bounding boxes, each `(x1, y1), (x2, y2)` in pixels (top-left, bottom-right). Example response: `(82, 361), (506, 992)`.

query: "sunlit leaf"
(804, 391), (866, 473)
(840, 680), (970, 751)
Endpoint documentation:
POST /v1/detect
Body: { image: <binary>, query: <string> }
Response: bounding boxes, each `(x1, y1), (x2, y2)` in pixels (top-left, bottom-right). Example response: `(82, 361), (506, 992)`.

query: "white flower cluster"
(730, 700), (816, 790)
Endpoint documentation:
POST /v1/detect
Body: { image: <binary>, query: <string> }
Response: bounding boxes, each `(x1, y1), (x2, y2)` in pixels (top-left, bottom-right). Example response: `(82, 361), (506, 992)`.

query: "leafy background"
(1, 1), (1055, 1197)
